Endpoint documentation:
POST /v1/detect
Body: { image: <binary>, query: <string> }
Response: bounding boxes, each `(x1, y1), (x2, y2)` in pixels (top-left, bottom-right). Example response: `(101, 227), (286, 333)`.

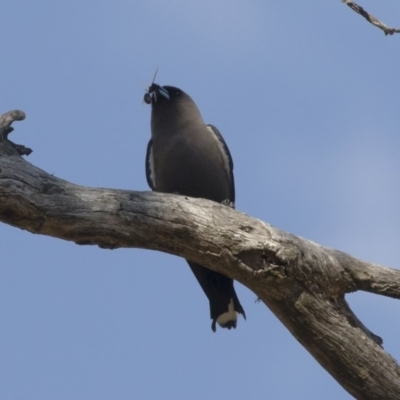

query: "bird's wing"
(206, 124), (235, 203)
(145, 138), (156, 190)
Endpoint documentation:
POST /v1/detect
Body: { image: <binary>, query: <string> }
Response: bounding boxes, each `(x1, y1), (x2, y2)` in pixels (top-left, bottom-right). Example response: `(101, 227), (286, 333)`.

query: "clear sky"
(1, 1), (400, 399)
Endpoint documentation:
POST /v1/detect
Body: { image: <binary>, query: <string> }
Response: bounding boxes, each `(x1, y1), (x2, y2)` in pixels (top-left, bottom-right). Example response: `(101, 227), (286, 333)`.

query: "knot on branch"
(237, 243), (298, 282)
(0, 110), (32, 156)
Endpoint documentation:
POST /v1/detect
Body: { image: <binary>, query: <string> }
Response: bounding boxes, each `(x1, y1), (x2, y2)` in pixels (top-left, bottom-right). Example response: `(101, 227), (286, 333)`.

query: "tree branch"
(334, 250), (400, 299)
(342, 0), (400, 36)
(0, 110), (32, 156)
(1, 111), (400, 399)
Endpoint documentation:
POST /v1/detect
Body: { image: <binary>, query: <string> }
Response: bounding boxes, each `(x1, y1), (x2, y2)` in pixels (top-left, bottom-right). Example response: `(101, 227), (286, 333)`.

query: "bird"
(144, 82), (245, 332)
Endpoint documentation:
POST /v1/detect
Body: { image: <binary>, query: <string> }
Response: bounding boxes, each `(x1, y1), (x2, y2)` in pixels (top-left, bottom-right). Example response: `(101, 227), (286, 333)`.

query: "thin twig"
(342, 0), (400, 36)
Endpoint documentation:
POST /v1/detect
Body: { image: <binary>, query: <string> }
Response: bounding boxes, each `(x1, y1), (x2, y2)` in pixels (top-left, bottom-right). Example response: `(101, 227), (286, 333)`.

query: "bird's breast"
(152, 133), (232, 203)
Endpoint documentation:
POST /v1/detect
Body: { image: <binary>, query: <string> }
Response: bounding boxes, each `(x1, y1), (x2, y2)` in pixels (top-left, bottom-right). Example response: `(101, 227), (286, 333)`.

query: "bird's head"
(144, 83), (204, 130)
(144, 83), (180, 105)
(144, 83), (195, 108)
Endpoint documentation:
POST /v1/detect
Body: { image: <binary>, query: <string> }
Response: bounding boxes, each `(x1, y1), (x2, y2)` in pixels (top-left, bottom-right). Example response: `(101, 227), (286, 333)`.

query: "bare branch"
(1, 110), (400, 398)
(0, 109), (32, 156)
(0, 109), (26, 127)
(342, 0), (400, 36)
(335, 251), (400, 299)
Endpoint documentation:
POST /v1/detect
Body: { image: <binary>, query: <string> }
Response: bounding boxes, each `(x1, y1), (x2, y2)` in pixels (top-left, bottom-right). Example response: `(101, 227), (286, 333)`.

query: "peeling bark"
(1, 110), (400, 399)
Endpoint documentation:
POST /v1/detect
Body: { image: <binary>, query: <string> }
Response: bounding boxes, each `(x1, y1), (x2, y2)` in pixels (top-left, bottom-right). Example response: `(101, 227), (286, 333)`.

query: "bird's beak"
(157, 86), (170, 100)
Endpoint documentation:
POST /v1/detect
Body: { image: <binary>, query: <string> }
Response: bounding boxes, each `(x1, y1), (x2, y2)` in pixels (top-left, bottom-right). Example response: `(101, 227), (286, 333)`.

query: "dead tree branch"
(1, 110), (400, 399)
(342, 0), (400, 36)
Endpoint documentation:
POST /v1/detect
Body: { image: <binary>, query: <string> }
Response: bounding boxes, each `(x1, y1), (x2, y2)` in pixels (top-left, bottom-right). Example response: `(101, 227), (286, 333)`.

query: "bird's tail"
(187, 261), (246, 332)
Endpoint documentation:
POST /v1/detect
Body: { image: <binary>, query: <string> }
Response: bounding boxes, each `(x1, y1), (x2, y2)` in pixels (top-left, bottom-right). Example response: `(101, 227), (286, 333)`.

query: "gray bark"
(342, 0), (400, 36)
(1, 110), (400, 399)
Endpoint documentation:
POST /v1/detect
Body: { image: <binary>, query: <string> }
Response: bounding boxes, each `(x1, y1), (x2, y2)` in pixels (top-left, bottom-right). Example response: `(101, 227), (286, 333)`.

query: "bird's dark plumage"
(144, 83), (245, 331)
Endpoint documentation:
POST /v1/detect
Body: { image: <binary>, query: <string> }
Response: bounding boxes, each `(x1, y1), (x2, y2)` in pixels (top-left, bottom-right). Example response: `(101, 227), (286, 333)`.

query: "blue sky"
(1, 1), (400, 399)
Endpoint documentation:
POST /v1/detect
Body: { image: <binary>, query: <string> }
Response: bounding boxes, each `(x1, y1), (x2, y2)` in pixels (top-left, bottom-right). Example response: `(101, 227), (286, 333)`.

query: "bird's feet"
(221, 199), (234, 208)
